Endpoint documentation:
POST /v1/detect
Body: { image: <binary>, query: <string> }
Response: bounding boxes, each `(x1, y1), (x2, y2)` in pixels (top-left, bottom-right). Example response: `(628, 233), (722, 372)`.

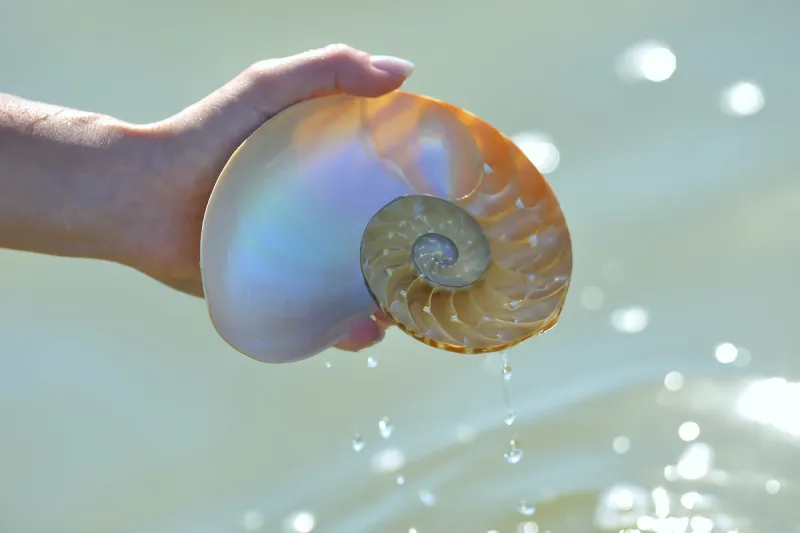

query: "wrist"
(0, 95), (151, 266)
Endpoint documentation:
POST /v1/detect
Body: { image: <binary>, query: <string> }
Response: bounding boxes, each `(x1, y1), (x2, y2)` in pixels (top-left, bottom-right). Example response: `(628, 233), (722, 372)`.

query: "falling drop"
(325, 361), (332, 369)
(367, 356), (377, 368)
(351, 434), (365, 452)
(504, 439), (523, 464)
(502, 363), (513, 382)
(518, 501), (536, 516)
(504, 410), (516, 426)
(379, 417), (394, 438)
(396, 474), (405, 485)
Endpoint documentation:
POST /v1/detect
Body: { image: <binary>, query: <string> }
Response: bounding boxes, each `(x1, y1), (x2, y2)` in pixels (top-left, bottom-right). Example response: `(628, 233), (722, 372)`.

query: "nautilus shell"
(200, 91), (572, 363)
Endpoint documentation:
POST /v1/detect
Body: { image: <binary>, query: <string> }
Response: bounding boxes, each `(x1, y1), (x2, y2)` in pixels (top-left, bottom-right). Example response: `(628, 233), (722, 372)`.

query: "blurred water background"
(2, 0), (799, 531)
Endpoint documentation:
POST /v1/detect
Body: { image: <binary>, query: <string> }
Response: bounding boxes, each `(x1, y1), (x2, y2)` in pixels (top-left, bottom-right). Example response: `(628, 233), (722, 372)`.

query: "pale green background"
(1, 0), (799, 532)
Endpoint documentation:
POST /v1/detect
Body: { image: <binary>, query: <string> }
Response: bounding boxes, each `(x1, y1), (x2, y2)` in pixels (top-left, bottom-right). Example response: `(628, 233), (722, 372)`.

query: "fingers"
(181, 44), (414, 136)
(241, 45), (414, 118)
(334, 310), (395, 352)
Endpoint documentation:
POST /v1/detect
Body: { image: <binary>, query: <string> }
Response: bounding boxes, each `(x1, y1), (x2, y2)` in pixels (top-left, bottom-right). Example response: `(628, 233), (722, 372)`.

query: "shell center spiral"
(412, 233), (460, 269)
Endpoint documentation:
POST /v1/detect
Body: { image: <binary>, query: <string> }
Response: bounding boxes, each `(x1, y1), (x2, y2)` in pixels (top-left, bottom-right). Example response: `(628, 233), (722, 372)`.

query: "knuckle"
(245, 59), (276, 79)
(321, 43), (366, 64)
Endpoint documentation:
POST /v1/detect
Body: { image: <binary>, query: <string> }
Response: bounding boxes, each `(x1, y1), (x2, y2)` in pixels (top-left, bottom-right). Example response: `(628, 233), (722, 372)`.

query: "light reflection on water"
(294, 371), (800, 533)
(221, 329), (800, 533)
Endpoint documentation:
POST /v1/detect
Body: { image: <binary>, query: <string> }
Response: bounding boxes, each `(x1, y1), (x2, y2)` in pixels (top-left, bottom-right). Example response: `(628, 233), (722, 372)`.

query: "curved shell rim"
(200, 90), (572, 361)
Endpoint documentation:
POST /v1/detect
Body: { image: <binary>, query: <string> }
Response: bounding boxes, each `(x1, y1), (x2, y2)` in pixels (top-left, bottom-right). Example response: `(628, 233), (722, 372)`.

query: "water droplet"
(504, 410), (516, 426)
(367, 356), (377, 368)
(502, 363), (513, 382)
(396, 474), (405, 485)
(351, 434), (365, 452)
(422, 305), (431, 314)
(518, 501), (535, 516)
(399, 289), (407, 298)
(418, 489), (437, 506)
(504, 439), (523, 464)
(378, 417), (394, 438)
(325, 361), (332, 369)
(388, 231), (395, 238)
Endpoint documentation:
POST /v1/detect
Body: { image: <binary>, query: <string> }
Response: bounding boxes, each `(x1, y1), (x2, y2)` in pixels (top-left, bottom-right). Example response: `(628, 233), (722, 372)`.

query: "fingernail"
(370, 55), (415, 77)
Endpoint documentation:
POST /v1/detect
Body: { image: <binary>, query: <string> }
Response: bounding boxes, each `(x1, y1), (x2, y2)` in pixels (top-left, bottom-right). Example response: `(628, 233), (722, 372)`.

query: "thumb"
(175, 44), (414, 139)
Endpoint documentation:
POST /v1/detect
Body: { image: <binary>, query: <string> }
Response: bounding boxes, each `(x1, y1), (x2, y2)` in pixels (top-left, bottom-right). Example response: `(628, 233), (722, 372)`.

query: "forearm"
(0, 94), (144, 265)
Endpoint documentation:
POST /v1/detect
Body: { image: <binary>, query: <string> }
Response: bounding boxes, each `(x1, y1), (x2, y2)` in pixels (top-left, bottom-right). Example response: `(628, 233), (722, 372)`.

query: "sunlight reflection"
(721, 82), (765, 116)
(679, 492), (704, 511)
(714, 343), (738, 364)
(283, 511), (315, 533)
(664, 372), (685, 392)
(580, 286), (605, 310)
(652, 487), (670, 518)
(613, 435), (631, 454)
(594, 484), (650, 529)
(765, 479), (781, 495)
(611, 307), (650, 334)
(370, 447), (405, 473)
(418, 489), (437, 507)
(737, 378), (800, 436)
(675, 443), (714, 480)
(512, 132), (561, 174)
(595, 483), (738, 533)
(678, 422), (700, 442)
(617, 41), (677, 83)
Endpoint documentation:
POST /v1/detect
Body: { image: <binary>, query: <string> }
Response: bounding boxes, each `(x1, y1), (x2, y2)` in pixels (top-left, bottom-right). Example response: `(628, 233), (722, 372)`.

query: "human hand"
(123, 45), (413, 351)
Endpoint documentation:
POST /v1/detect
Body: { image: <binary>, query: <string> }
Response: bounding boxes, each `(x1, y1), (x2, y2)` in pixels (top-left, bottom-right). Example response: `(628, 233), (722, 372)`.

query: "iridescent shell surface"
(200, 91), (572, 363)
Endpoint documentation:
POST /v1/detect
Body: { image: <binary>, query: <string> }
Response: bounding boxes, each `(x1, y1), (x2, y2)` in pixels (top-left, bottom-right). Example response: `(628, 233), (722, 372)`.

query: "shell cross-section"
(363, 195), (491, 292)
(358, 94), (573, 354)
(200, 90), (572, 363)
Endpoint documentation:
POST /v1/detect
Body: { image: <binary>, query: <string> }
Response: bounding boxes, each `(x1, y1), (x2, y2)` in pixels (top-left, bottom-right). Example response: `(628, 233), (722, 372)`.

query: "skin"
(0, 44), (411, 352)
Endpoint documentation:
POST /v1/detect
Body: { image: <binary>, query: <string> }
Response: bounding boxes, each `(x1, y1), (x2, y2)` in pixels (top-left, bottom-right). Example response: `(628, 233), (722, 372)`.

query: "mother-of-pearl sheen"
(200, 91), (573, 363)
